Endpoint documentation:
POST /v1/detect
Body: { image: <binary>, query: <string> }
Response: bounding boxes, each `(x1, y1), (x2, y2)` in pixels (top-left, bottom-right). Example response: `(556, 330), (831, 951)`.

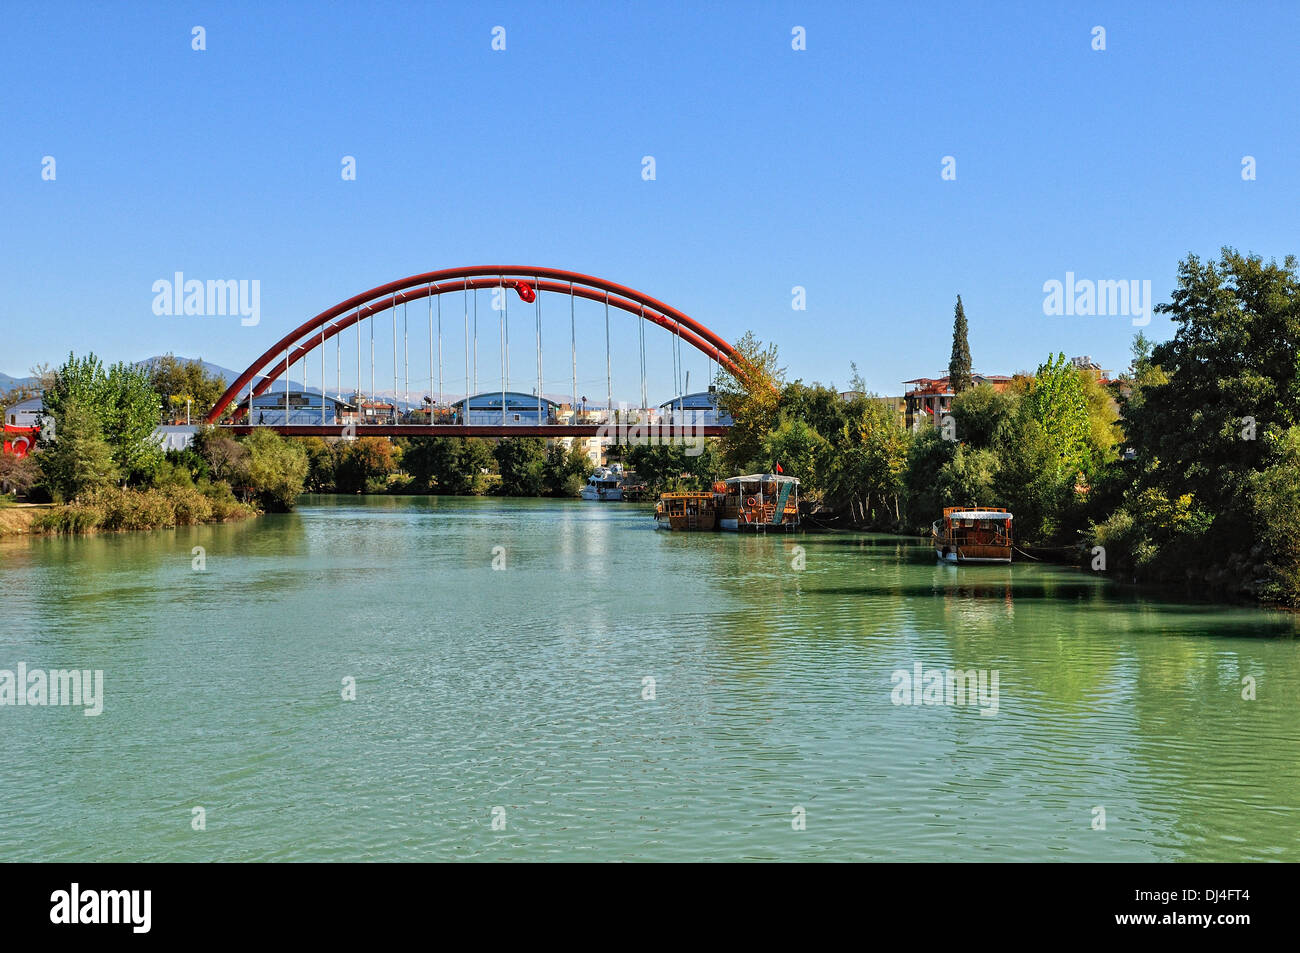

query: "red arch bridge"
(207, 266), (744, 438)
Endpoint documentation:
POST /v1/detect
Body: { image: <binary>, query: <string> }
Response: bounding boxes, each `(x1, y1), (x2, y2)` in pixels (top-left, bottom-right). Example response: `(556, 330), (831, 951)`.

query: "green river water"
(1, 495), (1298, 861)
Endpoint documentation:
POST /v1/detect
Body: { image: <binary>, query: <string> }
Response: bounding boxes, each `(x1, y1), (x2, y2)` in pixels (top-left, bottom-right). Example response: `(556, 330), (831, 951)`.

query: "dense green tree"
(1112, 250), (1300, 600)
(38, 399), (119, 499)
(335, 437), (400, 493)
(493, 437), (547, 496)
(760, 415), (828, 490)
(541, 442), (593, 497)
(993, 413), (1068, 542)
(295, 437), (339, 492)
(1022, 352), (1094, 479)
(626, 439), (723, 493)
(241, 429), (309, 510)
(950, 383), (1020, 449)
(828, 394), (911, 525)
(1248, 426), (1300, 603)
(41, 352), (163, 483)
(948, 295), (973, 394)
(904, 428), (957, 525)
(938, 445), (999, 510)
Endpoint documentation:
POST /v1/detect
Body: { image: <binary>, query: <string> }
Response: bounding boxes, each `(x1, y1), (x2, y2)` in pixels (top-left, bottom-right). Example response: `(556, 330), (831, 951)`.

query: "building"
(4, 396), (47, 430)
(152, 425), (198, 452)
(657, 391), (732, 426)
(903, 374), (1014, 430)
(452, 391), (559, 426)
(4, 396), (49, 453)
(238, 391), (355, 425)
(554, 435), (604, 466)
(1070, 356), (1114, 384)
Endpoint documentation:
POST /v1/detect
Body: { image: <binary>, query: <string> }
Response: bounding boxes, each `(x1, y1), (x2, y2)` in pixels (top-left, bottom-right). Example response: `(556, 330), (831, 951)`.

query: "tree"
(0, 451), (41, 497)
(948, 295), (973, 394)
(541, 442), (592, 497)
(402, 437), (497, 494)
(241, 429), (308, 510)
(493, 437), (547, 496)
(831, 394), (911, 525)
(195, 429), (249, 484)
(41, 352), (163, 483)
(715, 332), (784, 471)
(904, 428), (957, 526)
(1022, 352), (1093, 479)
(336, 437), (399, 493)
(1249, 426), (1300, 604)
(1117, 249), (1300, 599)
(950, 383), (1020, 449)
(296, 437), (338, 492)
(761, 415), (828, 492)
(37, 398), (119, 499)
(145, 354), (227, 423)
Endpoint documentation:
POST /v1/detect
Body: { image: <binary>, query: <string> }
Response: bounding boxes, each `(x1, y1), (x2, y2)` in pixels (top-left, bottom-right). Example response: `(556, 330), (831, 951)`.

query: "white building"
(657, 391), (731, 426)
(452, 391), (559, 426)
(238, 391), (354, 425)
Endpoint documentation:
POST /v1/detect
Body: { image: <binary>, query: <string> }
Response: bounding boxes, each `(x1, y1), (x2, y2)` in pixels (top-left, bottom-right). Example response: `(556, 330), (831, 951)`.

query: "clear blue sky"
(3, 1), (1298, 403)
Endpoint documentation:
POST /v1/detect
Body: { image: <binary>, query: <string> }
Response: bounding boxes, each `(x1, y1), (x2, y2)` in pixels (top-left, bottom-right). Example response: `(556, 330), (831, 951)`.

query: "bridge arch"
(205, 266), (747, 424)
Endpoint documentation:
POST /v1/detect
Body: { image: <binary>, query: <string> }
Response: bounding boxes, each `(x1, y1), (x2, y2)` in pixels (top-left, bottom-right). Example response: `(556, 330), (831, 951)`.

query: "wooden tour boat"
(718, 474), (800, 532)
(932, 506), (1013, 563)
(655, 492), (719, 531)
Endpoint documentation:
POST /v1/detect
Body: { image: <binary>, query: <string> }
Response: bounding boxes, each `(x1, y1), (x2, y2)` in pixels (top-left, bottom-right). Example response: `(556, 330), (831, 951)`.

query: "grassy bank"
(29, 485), (257, 534)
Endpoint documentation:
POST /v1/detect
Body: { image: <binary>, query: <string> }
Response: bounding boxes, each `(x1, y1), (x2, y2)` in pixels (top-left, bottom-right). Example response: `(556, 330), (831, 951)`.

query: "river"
(1, 495), (1297, 861)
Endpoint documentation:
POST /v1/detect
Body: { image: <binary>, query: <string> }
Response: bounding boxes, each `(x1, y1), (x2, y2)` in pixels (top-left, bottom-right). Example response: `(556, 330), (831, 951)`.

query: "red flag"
(514, 280), (536, 303)
(776, 463), (783, 474)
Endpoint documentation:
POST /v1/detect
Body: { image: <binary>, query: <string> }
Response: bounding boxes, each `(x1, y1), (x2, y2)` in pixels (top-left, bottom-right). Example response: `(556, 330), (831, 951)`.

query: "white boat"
(580, 465), (625, 501)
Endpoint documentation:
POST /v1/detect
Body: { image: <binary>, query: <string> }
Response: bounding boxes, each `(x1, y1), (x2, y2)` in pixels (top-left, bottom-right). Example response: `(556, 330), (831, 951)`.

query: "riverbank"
(4, 486), (257, 535)
(0, 502), (50, 537)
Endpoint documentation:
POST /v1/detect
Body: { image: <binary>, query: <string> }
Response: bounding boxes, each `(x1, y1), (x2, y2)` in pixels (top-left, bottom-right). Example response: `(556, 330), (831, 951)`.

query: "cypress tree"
(948, 295), (973, 394)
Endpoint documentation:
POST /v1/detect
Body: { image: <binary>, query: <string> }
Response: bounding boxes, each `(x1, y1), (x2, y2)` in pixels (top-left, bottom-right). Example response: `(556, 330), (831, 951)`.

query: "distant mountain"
(0, 372), (37, 391)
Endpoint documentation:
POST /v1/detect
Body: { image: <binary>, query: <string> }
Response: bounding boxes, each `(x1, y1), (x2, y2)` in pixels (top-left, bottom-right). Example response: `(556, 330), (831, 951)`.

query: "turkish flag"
(775, 463), (783, 474)
(3, 425), (38, 458)
(514, 280), (536, 303)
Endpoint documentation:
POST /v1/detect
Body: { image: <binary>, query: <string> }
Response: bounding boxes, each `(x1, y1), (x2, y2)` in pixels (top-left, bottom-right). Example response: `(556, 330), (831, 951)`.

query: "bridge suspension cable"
(404, 298), (410, 423)
(569, 281), (577, 420)
(638, 303), (647, 414)
(535, 275), (543, 424)
(427, 286), (433, 422)
(604, 291), (612, 424)
(463, 278), (469, 426)
(499, 277), (506, 426)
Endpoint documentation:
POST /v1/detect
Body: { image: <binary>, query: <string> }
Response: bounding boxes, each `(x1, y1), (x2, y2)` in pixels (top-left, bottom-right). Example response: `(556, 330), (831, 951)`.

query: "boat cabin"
(932, 507), (1013, 563)
(718, 473), (800, 532)
(655, 492), (719, 531)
